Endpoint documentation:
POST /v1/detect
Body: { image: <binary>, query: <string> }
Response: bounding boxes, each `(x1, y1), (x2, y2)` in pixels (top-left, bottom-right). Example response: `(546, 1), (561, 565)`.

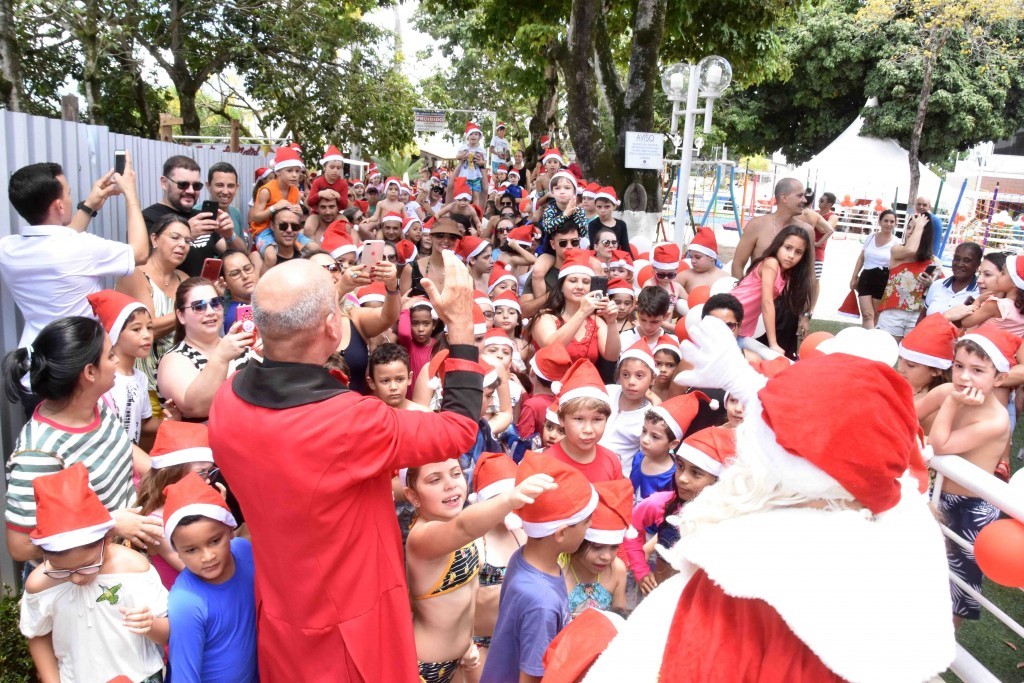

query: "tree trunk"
(907, 34), (946, 214)
(527, 58), (560, 167)
(561, 0), (616, 181)
(177, 83), (202, 135)
(0, 0), (23, 111)
(114, 46), (158, 137)
(616, 0), (668, 211)
(77, 1), (103, 124)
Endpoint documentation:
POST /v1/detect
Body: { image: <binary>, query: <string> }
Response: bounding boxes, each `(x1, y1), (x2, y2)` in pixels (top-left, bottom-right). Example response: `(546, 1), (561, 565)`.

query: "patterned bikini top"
(414, 541), (480, 600)
(478, 533), (520, 588)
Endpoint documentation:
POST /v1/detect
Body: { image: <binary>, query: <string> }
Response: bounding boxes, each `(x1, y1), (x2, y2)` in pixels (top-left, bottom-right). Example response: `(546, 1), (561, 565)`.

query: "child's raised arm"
(928, 388), (1009, 454)
(406, 474), (555, 562)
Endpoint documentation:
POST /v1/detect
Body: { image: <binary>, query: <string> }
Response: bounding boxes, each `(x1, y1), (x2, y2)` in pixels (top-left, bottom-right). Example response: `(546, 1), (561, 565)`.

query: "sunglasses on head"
(180, 298), (224, 313)
(170, 180), (204, 192)
(656, 271), (678, 279)
(557, 238), (581, 248)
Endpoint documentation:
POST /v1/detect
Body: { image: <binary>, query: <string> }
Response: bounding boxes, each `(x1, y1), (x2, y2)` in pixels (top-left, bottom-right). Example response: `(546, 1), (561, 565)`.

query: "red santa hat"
(150, 421), (213, 469)
(556, 359), (610, 407)
(542, 608), (622, 683)
(508, 225), (535, 248)
(585, 479), (639, 544)
(609, 249), (634, 273)
(648, 391), (711, 440)
(474, 290), (494, 312)
(380, 211), (403, 227)
(87, 290), (148, 345)
(163, 472), (237, 545)
(367, 164), (381, 180)
(515, 450), (598, 538)
(254, 167), (273, 183)
(288, 141), (303, 153)
(558, 250), (595, 280)
(320, 145), (344, 165)
(550, 169), (577, 192)
(531, 343), (573, 384)
(30, 463), (114, 551)
(487, 264), (517, 294)
(607, 278), (635, 298)
(351, 178), (365, 188)
(469, 451), (521, 533)
(382, 177), (402, 193)
(453, 177), (473, 201)
(757, 353), (922, 514)
(407, 296), (436, 319)
(395, 239), (418, 265)
(898, 313), (958, 370)
(595, 186), (620, 206)
(636, 264), (656, 289)
(465, 121), (482, 138)
(508, 168), (521, 180)
(542, 148), (563, 164)
(273, 145), (303, 171)
(492, 290), (521, 315)
(496, 121), (507, 130)
(357, 281), (386, 305)
(540, 134), (552, 147)
(960, 323), (1022, 373)
(619, 339), (657, 373)
(472, 304), (488, 335)
(546, 398), (561, 426)
(497, 164), (509, 174)
(582, 182), (600, 199)
(652, 335), (681, 359)
(321, 222), (357, 260)
(482, 328), (516, 351)
(652, 243), (682, 270)
(1006, 255), (1024, 290)
(456, 235), (490, 262)
(676, 426), (736, 478)
(402, 215), (422, 235)
(687, 227), (718, 259)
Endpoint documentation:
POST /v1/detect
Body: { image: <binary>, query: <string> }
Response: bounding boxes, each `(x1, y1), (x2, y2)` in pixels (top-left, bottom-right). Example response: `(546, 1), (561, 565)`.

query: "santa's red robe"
(208, 346), (482, 682)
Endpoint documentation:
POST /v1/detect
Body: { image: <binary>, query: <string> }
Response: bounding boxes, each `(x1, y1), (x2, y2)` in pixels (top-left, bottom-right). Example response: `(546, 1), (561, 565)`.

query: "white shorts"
(876, 308), (919, 338)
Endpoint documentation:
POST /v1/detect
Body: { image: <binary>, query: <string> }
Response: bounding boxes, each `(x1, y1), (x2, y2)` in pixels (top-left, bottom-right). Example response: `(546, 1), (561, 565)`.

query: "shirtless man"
(731, 178), (818, 348)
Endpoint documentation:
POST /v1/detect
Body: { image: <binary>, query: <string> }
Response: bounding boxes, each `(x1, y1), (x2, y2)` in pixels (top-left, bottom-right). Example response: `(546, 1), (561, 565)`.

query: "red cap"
(688, 227), (718, 259)
(87, 290), (147, 345)
(163, 472), (236, 544)
(960, 323), (1023, 373)
(899, 313), (958, 369)
(531, 343), (573, 384)
(556, 359), (610, 407)
(648, 391), (711, 440)
(676, 426), (736, 477)
(30, 463), (114, 551)
(516, 450), (598, 538)
(585, 479), (638, 544)
(150, 422), (213, 469)
(652, 243), (682, 270)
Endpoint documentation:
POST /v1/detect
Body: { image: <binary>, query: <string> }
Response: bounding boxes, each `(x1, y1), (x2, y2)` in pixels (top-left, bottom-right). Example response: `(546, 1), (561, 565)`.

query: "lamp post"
(661, 56), (733, 249)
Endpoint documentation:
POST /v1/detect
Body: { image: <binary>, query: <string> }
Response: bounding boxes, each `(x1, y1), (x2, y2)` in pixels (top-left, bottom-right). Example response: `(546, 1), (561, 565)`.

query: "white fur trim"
(607, 285), (635, 297)
(649, 405), (683, 439)
(33, 520), (114, 552)
(651, 258), (678, 270)
(329, 244), (357, 260)
(585, 526), (626, 544)
(488, 274), (517, 294)
(476, 478), (515, 501)
(359, 293), (386, 305)
(897, 344), (953, 370)
(381, 214), (403, 224)
(165, 503), (237, 545)
(674, 443), (723, 477)
(618, 349), (656, 372)
(542, 150), (562, 163)
(559, 264), (595, 279)
(384, 179), (401, 192)
(493, 299), (521, 313)
(687, 244), (717, 259)
(150, 447), (214, 469)
(550, 170), (577, 190)
(455, 191), (473, 201)
(483, 370), (499, 386)
(321, 153), (344, 164)
(559, 386), (611, 406)
(675, 479), (955, 683)
(595, 191), (619, 206)
(1008, 255), (1024, 290)
(529, 355), (548, 381)
(582, 188), (597, 199)
(108, 302), (148, 345)
(473, 322), (488, 335)
(520, 486), (599, 538)
(465, 241), (489, 261)
(274, 159), (303, 171)
(652, 342), (680, 359)
(483, 336), (516, 350)
(545, 407), (560, 425)
(609, 261), (635, 273)
(402, 220), (422, 234)
(960, 333), (1010, 372)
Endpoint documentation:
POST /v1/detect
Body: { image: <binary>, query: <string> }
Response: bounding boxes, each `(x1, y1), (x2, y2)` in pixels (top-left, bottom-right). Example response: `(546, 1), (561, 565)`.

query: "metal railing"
(929, 453), (1024, 682)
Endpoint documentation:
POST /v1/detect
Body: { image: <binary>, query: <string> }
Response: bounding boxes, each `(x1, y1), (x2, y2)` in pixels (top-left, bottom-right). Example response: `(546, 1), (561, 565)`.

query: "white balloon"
(753, 314), (766, 339)
(818, 327), (898, 367)
(1009, 468), (1024, 494)
(710, 276), (738, 295)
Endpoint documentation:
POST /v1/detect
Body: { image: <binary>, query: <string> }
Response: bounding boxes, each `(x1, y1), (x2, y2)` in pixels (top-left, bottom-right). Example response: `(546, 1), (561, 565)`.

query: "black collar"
(231, 358), (348, 409)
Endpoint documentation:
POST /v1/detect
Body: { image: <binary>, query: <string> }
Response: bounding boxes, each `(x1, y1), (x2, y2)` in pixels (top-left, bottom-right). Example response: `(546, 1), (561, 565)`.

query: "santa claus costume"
(585, 317), (956, 683)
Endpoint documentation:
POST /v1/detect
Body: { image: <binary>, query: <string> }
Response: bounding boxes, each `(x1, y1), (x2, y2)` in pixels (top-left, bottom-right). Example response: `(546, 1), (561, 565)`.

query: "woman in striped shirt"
(3, 317), (162, 562)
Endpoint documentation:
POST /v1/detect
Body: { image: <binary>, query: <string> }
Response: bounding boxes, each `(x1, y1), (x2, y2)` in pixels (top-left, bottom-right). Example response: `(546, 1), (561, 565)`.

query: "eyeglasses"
(433, 232), (458, 241)
(180, 298), (224, 313)
(226, 264), (256, 279)
(499, 212), (515, 219)
(276, 222), (301, 232)
(196, 466), (220, 482)
(500, 201), (513, 207)
(721, 321), (740, 331)
(381, 254), (398, 263)
(482, 311), (495, 320)
(169, 180), (204, 192)
(656, 271), (678, 279)
(44, 543), (105, 579)
(557, 239), (581, 248)
(322, 263), (342, 273)
(599, 239), (618, 247)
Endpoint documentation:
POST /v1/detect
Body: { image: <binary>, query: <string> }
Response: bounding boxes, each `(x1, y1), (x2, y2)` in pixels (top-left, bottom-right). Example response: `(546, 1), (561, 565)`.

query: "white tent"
(792, 101), (943, 207)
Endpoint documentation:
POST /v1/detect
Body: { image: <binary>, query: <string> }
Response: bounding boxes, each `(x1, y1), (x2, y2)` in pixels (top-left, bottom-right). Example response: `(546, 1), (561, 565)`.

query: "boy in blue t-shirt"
(481, 451), (597, 682)
(163, 473), (257, 683)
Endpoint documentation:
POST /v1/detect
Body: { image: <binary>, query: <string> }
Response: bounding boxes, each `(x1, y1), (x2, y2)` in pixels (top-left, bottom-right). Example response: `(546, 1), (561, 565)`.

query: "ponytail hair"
(3, 317), (105, 403)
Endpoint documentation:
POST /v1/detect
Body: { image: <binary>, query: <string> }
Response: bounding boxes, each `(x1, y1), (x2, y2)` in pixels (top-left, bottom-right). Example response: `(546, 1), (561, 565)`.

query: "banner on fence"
(414, 109), (446, 134)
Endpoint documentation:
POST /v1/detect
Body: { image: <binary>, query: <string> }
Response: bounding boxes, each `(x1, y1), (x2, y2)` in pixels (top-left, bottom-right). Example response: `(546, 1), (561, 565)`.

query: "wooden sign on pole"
(159, 113), (184, 142)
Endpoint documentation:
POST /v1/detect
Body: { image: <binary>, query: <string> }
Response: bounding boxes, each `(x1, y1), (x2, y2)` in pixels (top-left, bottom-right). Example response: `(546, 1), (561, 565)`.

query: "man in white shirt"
(923, 241), (982, 317)
(0, 156), (149, 414)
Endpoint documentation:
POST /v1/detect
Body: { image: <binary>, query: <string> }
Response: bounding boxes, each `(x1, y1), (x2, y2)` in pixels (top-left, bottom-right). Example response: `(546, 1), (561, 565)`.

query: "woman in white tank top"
(849, 210), (897, 328)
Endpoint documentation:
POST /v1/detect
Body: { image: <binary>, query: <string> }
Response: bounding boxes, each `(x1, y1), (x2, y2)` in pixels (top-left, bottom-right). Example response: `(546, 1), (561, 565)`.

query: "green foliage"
(0, 585), (33, 682)
(370, 152), (423, 181)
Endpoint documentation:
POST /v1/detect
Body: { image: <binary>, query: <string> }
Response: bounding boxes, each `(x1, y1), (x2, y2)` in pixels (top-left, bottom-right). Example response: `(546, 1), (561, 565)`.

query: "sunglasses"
(382, 254), (398, 263)
(497, 226), (513, 234)
(322, 263), (342, 273)
(180, 298), (224, 313)
(170, 180), (204, 192)
(500, 212), (515, 219)
(44, 543), (105, 579)
(656, 271), (678, 279)
(721, 321), (740, 331)
(276, 222), (301, 232)
(557, 239), (581, 248)
(599, 239), (618, 247)
(500, 201), (513, 207)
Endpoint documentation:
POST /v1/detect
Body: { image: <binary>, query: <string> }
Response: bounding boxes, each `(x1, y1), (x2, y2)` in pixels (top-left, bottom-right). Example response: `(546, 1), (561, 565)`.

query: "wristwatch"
(77, 201), (97, 217)
(269, 206), (279, 217)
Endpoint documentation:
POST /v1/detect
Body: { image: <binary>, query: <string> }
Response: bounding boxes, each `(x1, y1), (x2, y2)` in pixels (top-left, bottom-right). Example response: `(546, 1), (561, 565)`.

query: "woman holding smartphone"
(875, 213), (939, 342)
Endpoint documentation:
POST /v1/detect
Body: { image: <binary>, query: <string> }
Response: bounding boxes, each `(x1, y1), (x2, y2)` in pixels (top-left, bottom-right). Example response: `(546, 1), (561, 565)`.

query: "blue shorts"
(466, 177), (482, 193)
(939, 491), (1000, 619)
(254, 227), (311, 256)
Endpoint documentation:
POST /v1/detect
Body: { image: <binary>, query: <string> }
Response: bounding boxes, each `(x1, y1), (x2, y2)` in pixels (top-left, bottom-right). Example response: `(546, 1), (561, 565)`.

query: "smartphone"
(590, 276), (609, 295)
(924, 264), (937, 276)
(200, 258), (222, 282)
(235, 304), (257, 341)
(114, 150), (126, 175)
(361, 240), (385, 267)
(200, 200), (220, 218)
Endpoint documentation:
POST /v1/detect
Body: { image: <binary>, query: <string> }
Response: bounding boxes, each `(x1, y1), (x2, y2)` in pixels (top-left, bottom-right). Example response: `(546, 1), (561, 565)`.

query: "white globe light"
(697, 55), (733, 98)
(661, 62), (691, 101)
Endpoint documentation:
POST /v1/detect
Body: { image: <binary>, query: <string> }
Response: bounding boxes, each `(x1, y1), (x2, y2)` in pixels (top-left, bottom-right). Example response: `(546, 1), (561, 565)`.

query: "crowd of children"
(3, 128), (1022, 682)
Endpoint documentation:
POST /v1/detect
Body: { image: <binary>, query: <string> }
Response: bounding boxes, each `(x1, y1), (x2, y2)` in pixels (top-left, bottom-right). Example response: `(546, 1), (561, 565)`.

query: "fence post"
(230, 119), (240, 153)
(61, 95), (79, 122)
(159, 113), (183, 143)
